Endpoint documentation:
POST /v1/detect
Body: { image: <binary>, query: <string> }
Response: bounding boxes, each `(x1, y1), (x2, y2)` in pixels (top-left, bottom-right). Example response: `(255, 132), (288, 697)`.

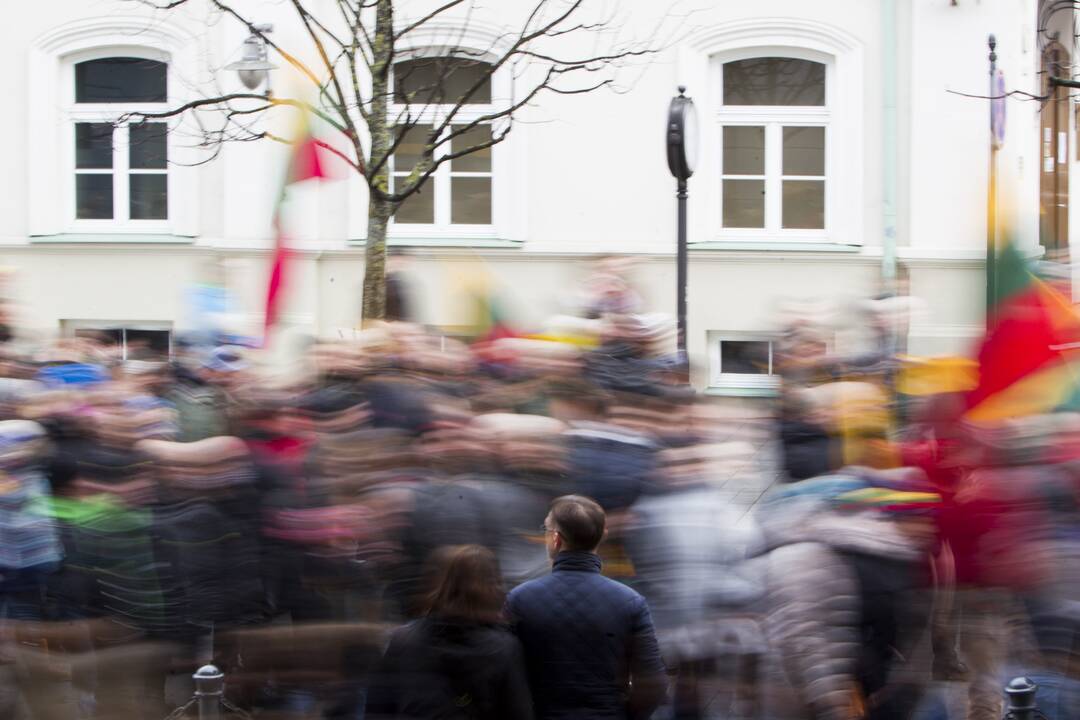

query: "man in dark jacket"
(506, 495), (667, 720)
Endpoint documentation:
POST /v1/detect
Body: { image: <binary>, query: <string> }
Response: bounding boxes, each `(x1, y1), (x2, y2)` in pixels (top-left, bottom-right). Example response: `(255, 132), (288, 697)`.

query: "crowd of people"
(0, 259), (1077, 720)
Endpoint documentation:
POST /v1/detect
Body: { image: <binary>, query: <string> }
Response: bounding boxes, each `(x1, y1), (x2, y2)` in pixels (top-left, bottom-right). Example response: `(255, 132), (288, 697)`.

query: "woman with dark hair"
(366, 545), (534, 720)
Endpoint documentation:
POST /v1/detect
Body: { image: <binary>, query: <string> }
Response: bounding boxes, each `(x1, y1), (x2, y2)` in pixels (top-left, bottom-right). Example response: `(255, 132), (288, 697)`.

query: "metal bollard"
(1003, 676), (1042, 720)
(193, 664), (224, 720)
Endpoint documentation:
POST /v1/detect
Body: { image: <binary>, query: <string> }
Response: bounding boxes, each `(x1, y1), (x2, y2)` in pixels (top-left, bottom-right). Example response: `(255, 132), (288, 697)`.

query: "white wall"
(909, 0), (1041, 254)
(6, 0), (1033, 256)
(0, 0), (1057, 374)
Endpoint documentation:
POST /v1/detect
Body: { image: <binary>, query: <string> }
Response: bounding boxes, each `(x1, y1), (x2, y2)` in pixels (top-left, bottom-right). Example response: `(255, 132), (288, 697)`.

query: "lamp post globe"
(224, 25), (277, 91)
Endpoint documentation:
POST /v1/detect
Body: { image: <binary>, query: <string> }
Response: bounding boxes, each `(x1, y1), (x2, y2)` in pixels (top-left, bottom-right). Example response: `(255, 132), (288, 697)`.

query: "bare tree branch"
(131, 0), (191, 7)
(288, 0), (366, 174)
(289, 0), (347, 49)
(117, 93), (349, 136)
(946, 88), (1051, 101)
(393, 0), (471, 41)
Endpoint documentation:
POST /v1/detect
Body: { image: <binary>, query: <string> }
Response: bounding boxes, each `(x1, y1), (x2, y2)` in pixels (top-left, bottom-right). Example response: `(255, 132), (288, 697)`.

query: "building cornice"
(684, 16), (863, 56)
(32, 14), (197, 56)
(0, 240), (1008, 269)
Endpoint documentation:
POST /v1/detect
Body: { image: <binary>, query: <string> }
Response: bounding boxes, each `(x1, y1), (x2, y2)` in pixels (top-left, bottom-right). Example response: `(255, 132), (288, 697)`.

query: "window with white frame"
(70, 56), (169, 226)
(708, 333), (780, 390)
(390, 56), (494, 228)
(64, 320), (172, 360)
(718, 57), (828, 235)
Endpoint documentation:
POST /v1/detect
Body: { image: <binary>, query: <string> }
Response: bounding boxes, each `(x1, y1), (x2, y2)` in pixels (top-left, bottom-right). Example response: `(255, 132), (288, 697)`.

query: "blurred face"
(548, 396), (597, 423)
(543, 512), (563, 561)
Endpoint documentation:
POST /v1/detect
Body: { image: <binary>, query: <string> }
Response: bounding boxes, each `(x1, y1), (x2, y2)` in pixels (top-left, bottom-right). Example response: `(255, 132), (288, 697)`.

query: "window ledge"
(349, 237), (523, 249)
(704, 385), (780, 398)
(692, 241), (862, 252)
(30, 233), (195, 244)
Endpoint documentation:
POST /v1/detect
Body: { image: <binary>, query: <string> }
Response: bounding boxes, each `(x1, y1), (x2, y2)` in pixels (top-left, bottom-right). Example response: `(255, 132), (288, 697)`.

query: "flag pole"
(987, 34), (998, 329)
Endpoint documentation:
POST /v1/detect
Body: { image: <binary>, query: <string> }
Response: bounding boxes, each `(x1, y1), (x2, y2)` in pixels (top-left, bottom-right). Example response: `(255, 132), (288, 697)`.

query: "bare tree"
(124, 0), (675, 321)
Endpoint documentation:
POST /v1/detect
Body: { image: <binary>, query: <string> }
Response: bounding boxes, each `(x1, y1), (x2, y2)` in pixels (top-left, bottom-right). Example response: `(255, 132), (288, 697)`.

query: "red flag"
(263, 121), (331, 339)
(264, 220), (290, 333)
(289, 136), (328, 184)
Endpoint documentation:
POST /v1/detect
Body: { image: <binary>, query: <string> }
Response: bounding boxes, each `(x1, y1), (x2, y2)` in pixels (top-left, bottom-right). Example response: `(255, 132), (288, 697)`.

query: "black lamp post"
(667, 86), (698, 358)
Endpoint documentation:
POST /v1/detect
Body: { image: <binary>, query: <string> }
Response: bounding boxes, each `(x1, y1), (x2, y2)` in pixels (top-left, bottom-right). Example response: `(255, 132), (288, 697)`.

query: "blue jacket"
(506, 552), (667, 720)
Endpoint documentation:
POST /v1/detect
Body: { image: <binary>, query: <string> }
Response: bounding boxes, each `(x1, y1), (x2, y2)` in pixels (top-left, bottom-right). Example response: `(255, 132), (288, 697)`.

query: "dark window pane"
(393, 125), (433, 172)
(782, 180), (825, 229)
(722, 126), (764, 175)
(783, 126), (825, 176)
(130, 174), (168, 220)
(76, 174), (113, 219)
(451, 125), (492, 172)
(75, 58), (167, 103)
(126, 329), (171, 358)
(394, 57), (492, 104)
(721, 340), (770, 375)
(451, 177), (492, 224)
(75, 328), (122, 347)
(723, 58), (825, 106)
(393, 182), (433, 223)
(722, 179), (764, 228)
(130, 123), (167, 169)
(76, 123), (113, 169)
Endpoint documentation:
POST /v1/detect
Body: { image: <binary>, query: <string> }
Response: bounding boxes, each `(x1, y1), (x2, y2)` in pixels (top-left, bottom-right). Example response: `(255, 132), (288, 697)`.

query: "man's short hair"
(550, 495), (606, 552)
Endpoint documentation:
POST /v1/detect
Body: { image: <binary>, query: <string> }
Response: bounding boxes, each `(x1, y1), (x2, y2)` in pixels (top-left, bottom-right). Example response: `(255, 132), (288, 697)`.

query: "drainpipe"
(882, 0), (899, 295)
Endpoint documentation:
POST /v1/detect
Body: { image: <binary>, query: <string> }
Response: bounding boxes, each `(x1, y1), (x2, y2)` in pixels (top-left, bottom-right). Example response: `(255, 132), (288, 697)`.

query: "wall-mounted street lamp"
(225, 24), (277, 91)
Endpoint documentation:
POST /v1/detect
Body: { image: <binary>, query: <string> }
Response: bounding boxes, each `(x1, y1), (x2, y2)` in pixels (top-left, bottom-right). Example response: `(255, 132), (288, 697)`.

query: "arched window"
(393, 56), (492, 105)
(680, 18), (863, 246)
(75, 57), (167, 103)
(718, 56), (828, 232)
(71, 55), (169, 223)
(30, 18), (198, 239)
(389, 55), (495, 228)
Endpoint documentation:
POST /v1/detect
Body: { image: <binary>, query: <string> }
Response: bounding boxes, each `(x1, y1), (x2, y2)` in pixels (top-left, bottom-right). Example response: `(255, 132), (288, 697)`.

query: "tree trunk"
(361, 0), (395, 324)
(362, 197), (393, 321)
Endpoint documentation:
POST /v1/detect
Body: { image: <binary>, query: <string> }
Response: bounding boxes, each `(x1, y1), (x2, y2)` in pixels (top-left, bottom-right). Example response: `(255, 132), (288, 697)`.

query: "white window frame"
(388, 55), (500, 236)
(676, 18), (864, 247)
(707, 332), (781, 391)
(360, 19), (528, 245)
(62, 319), (173, 360)
(66, 50), (172, 233)
(28, 17), (199, 239)
(717, 55), (831, 237)
(716, 51), (831, 240)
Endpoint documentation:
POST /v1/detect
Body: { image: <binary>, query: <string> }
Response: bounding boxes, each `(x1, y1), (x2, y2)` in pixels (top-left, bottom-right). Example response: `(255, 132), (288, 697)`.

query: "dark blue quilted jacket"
(506, 552), (666, 720)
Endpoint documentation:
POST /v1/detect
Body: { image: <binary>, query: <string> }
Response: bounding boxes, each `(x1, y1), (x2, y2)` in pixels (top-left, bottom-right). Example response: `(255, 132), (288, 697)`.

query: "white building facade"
(0, 0), (1071, 391)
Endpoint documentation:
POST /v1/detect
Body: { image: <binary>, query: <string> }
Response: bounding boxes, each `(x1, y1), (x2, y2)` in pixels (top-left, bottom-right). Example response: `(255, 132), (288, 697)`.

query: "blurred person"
(623, 450), (767, 720)
(506, 495), (667, 720)
(384, 249), (416, 323)
(37, 435), (174, 720)
(0, 420), (67, 720)
(891, 392), (971, 681)
(755, 468), (939, 720)
(384, 427), (501, 619)
(165, 345), (246, 442)
(579, 256), (642, 319)
(775, 388), (835, 482)
(184, 259), (232, 350)
(561, 398), (657, 513)
(366, 545), (533, 720)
